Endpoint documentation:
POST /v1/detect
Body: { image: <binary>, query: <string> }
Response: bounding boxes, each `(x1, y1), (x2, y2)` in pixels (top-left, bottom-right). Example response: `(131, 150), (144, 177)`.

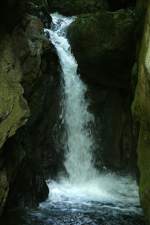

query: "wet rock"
(5, 159), (49, 208)
(87, 85), (138, 170)
(68, 9), (138, 170)
(0, 37), (29, 151)
(2, 15), (56, 210)
(132, 1), (150, 224)
(0, 0), (27, 31)
(0, 170), (9, 215)
(47, 0), (109, 16)
(10, 13), (62, 179)
(0, 35), (29, 214)
(26, 2), (52, 28)
(68, 9), (136, 88)
(108, 0), (136, 11)
(0, 1), (57, 215)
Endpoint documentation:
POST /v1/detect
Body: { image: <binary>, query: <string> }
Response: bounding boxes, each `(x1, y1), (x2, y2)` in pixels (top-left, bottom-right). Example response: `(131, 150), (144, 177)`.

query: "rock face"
(0, 37), (30, 214)
(48, 0), (109, 15)
(47, 0), (137, 15)
(0, 1), (60, 215)
(0, 1), (149, 225)
(0, 0), (27, 32)
(68, 9), (138, 170)
(68, 9), (136, 88)
(132, 2), (150, 224)
(0, 37), (29, 150)
(0, 2), (29, 213)
(107, 0), (136, 11)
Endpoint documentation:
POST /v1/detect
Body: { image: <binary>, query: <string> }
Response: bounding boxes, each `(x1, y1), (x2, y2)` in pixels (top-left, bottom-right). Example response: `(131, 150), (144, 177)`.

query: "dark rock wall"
(48, 0), (137, 16)
(0, 0), (61, 215)
(48, 0), (109, 15)
(132, 1), (150, 224)
(68, 10), (136, 88)
(108, 0), (136, 11)
(0, 0), (28, 32)
(0, 0), (149, 223)
(68, 9), (138, 170)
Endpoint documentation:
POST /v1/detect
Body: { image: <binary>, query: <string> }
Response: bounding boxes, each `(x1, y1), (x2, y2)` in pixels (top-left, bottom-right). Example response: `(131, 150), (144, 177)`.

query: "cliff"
(0, 0), (60, 215)
(0, 1), (150, 225)
(132, 1), (150, 224)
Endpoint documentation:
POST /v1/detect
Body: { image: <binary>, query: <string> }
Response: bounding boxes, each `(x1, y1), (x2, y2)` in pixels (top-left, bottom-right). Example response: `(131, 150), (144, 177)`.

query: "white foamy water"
(44, 13), (141, 214)
(45, 13), (97, 184)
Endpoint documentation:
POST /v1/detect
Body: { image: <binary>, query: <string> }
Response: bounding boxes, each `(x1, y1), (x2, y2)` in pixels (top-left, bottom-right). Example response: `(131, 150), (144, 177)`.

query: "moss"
(138, 125), (150, 225)
(0, 37), (29, 150)
(132, 1), (150, 224)
(68, 9), (136, 88)
(48, 0), (108, 15)
(0, 170), (9, 215)
(0, 1), (52, 215)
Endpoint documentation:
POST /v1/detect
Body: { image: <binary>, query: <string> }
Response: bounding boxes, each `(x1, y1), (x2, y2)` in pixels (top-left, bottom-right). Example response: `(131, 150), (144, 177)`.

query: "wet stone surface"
(1, 12), (146, 225)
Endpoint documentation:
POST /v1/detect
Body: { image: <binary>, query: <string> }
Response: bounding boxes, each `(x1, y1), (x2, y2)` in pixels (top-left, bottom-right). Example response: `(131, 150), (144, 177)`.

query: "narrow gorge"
(0, 0), (150, 225)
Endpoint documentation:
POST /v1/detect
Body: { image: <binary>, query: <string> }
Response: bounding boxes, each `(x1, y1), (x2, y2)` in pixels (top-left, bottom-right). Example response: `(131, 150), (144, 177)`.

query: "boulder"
(0, 170), (9, 215)
(0, 2), (56, 215)
(68, 9), (138, 170)
(68, 9), (136, 88)
(48, 0), (109, 16)
(87, 85), (138, 170)
(132, 2), (150, 224)
(5, 159), (49, 208)
(0, 0), (27, 31)
(0, 36), (29, 215)
(0, 37), (29, 151)
(107, 0), (136, 11)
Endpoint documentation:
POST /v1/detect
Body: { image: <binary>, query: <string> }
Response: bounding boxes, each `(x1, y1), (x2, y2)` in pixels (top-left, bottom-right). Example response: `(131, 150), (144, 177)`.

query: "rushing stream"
(2, 13), (145, 225)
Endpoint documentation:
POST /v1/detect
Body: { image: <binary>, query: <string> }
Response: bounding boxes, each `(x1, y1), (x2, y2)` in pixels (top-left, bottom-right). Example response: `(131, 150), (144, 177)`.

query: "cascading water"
(23, 13), (144, 225)
(1, 13), (145, 225)
(46, 13), (98, 184)
(41, 12), (143, 220)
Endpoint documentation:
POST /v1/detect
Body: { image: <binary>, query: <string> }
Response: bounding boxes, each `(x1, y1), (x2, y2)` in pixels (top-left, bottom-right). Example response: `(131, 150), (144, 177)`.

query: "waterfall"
(45, 13), (98, 184)
(43, 13), (140, 212)
(0, 13), (143, 225)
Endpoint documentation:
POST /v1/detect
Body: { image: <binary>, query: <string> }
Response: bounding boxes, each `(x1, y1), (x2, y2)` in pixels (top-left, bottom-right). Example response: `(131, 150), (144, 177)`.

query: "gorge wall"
(67, 8), (138, 170)
(0, 0), (150, 225)
(0, 0), (61, 215)
(132, 0), (150, 223)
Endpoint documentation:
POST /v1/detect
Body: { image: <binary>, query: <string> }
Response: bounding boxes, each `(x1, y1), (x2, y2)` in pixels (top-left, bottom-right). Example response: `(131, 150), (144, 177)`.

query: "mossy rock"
(132, 1), (150, 224)
(0, 36), (29, 215)
(107, 0), (136, 11)
(0, 170), (9, 215)
(68, 9), (136, 88)
(0, 37), (29, 151)
(137, 125), (150, 225)
(48, 0), (108, 15)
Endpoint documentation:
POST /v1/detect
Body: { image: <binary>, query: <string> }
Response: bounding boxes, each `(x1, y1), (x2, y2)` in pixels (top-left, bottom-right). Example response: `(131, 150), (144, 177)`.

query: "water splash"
(45, 13), (98, 184)
(44, 13), (141, 214)
(0, 13), (144, 225)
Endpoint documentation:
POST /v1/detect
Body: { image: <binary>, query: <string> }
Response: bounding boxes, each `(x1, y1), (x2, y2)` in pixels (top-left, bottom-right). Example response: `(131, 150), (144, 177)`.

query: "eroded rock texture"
(0, 1), (149, 225)
(132, 1), (150, 224)
(0, 0), (60, 215)
(48, 0), (109, 15)
(68, 9), (138, 170)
